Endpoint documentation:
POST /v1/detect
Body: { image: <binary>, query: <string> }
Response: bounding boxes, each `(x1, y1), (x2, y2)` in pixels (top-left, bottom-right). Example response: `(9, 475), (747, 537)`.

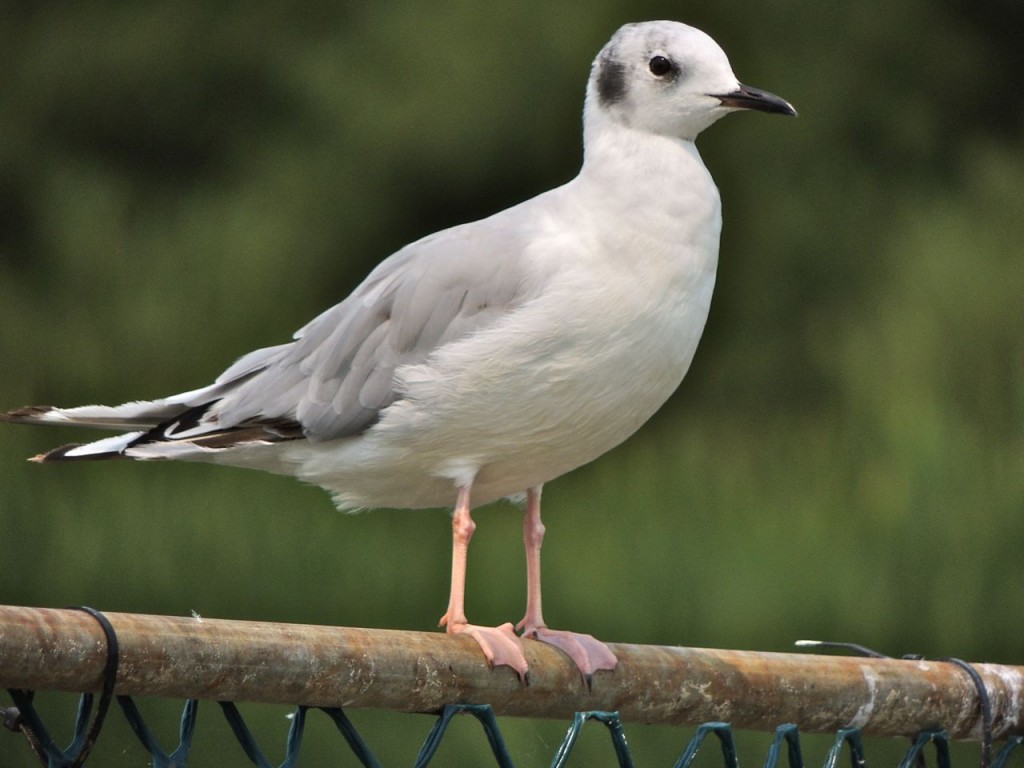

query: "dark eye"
(648, 55), (674, 77)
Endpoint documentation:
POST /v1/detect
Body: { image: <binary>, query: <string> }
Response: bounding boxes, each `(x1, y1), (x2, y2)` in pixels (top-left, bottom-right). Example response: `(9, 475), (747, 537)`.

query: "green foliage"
(1, 0), (1021, 765)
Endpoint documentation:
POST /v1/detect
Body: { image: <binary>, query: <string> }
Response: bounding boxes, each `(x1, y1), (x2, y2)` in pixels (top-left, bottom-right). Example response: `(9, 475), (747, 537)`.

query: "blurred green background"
(1, 0), (1021, 765)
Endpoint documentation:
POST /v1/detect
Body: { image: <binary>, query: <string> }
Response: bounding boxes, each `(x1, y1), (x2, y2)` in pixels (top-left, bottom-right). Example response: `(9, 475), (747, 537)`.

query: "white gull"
(2, 20), (795, 680)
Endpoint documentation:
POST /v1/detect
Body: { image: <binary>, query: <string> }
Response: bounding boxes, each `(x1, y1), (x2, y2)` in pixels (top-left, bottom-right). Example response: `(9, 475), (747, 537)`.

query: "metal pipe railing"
(1, 605), (1021, 740)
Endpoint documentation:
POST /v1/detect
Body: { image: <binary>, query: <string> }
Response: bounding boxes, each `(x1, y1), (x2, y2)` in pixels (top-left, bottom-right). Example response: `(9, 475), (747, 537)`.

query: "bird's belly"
(467, 359), (685, 504)
(473, 306), (706, 500)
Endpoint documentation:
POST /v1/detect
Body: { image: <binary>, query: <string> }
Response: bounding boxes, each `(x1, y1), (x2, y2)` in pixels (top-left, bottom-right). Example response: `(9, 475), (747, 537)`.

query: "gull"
(2, 21), (794, 680)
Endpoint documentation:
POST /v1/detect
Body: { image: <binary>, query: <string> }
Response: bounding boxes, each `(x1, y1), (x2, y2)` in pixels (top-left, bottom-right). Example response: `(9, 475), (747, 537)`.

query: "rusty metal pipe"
(1, 606), (1021, 740)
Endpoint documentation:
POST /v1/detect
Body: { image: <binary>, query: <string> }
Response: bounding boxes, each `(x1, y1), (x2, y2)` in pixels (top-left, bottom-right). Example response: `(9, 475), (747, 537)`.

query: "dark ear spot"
(596, 55), (627, 106)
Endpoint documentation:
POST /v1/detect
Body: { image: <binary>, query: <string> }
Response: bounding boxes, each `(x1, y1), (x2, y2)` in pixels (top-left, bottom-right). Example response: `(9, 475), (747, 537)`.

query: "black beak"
(715, 83), (797, 116)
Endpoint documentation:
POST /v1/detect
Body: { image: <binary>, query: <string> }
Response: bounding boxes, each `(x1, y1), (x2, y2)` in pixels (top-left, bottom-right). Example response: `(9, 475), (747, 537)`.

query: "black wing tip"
(1, 405), (56, 424)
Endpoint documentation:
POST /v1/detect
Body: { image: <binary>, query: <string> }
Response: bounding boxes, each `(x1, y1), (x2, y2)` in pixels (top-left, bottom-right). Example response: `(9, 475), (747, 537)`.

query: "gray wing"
(210, 220), (535, 441)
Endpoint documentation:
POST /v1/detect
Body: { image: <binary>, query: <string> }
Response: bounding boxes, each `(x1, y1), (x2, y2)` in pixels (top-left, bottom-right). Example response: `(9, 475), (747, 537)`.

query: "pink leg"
(516, 486), (618, 680)
(439, 485), (527, 679)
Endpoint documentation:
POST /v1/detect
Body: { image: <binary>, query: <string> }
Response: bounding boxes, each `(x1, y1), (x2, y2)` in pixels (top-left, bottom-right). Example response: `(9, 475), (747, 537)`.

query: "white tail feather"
(27, 403), (177, 431)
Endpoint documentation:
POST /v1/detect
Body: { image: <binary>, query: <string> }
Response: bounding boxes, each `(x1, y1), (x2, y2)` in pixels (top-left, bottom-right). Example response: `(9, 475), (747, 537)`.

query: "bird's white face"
(587, 21), (761, 141)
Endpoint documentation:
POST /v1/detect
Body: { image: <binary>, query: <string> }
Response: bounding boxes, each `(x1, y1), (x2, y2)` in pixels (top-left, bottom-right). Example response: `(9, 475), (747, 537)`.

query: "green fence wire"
(4, 689), (1023, 768)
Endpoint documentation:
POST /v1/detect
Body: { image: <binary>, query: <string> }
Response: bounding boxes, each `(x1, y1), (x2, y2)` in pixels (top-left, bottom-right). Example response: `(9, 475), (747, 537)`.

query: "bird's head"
(585, 21), (796, 143)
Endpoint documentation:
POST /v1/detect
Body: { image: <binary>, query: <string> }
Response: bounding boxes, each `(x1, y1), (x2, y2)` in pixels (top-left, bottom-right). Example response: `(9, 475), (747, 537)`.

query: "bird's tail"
(1, 400), (192, 462)
(3, 396), (304, 464)
(3, 345), (304, 463)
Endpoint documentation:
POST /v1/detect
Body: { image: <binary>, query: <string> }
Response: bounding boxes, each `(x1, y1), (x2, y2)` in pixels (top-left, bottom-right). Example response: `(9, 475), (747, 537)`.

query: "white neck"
(574, 111), (723, 265)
